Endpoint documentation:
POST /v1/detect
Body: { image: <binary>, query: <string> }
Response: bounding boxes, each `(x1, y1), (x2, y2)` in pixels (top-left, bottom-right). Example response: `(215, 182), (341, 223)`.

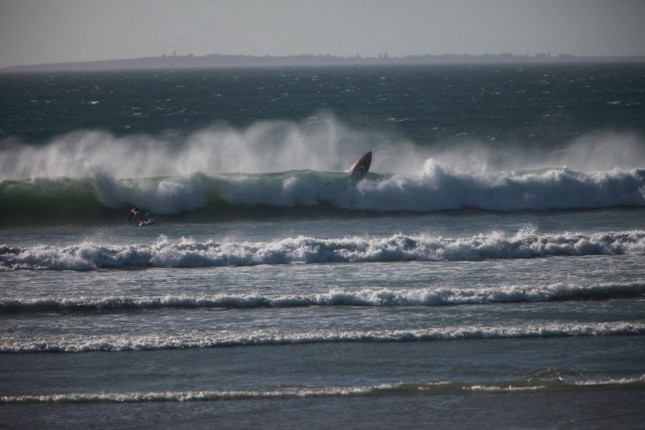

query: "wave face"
(1, 230), (644, 271)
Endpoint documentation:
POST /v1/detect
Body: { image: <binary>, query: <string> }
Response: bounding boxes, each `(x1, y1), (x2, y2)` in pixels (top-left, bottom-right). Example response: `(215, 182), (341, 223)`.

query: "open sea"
(1, 63), (645, 429)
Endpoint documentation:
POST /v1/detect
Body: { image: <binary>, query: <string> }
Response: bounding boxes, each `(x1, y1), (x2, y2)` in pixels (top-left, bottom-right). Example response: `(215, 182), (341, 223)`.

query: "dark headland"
(3, 52), (644, 73)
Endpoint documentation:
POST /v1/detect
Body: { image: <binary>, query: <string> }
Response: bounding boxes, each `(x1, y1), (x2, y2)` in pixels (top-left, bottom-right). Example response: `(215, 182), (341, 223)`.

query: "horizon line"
(4, 51), (645, 72)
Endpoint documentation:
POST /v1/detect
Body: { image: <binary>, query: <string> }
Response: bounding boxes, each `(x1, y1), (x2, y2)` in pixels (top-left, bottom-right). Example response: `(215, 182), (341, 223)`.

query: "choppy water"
(1, 64), (644, 429)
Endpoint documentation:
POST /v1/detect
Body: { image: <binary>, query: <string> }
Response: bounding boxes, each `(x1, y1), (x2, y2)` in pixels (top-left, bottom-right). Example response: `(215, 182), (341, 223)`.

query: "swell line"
(2, 322), (642, 353)
(3, 375), (644, 403)
(2, 282), (644, 314)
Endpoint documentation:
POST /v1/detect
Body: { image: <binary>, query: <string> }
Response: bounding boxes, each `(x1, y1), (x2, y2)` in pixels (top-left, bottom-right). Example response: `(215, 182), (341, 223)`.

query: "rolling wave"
(2, 322), (642, 353)
(4, 375), (644, 403)
(2, 282), (644, 313)
(1, 165), (644, 225)
(1, 230), (644, 271)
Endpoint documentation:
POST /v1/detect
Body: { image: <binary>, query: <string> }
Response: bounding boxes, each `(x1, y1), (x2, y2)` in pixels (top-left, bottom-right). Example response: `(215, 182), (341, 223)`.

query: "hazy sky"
(1, 0), (644, 68)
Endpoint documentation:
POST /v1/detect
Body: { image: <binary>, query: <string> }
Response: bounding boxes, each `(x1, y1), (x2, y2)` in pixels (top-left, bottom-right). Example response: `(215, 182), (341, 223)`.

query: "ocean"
(1, 63), (644, 429)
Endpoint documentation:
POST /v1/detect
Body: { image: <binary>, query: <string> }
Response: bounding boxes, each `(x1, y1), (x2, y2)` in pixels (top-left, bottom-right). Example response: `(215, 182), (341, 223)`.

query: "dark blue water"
(2, 64), (644, 143)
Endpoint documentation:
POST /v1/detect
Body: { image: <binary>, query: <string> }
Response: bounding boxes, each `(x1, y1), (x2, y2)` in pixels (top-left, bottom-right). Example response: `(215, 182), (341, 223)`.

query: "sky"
(1, 0), (645, 68)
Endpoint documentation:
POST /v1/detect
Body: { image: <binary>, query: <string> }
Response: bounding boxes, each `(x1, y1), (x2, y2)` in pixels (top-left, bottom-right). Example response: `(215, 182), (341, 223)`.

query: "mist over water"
(2, 115), (644, 182)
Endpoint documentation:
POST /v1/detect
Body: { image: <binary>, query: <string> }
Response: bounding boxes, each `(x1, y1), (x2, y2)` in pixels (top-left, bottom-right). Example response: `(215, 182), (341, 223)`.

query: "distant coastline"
(3, 52), (645, 73)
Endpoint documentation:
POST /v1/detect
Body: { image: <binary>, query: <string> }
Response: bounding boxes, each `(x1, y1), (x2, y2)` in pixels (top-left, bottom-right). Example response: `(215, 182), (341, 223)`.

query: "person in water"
(129, 207), (149, 225)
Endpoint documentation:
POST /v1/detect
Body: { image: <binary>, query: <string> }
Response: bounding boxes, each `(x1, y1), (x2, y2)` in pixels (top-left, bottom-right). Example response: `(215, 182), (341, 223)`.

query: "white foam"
(3, 282), (642, 311)
(0, 385), (377, 404)
(5, 375), (643, 404)
(2, 230), (644, 271)
(109, 166), (645, 214)
(2, 322), (642, 353)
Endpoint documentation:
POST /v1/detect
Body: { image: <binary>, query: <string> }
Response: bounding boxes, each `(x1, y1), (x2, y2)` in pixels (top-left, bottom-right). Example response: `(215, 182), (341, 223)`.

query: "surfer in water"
(129, 207), (149, 225)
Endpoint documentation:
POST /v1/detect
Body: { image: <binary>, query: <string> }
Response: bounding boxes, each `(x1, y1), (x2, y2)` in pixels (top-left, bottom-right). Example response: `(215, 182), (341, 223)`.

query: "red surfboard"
(349, 151), (372, 179)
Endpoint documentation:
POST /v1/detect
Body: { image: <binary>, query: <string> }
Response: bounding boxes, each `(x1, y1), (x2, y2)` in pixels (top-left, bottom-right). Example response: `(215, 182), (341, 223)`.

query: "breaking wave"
(1, 322), (642, 353)
(1, 230), (644, 271)
(2, 122), (644, 225)
(2, 282), (644, 313)
(1, 166), (644, 225)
